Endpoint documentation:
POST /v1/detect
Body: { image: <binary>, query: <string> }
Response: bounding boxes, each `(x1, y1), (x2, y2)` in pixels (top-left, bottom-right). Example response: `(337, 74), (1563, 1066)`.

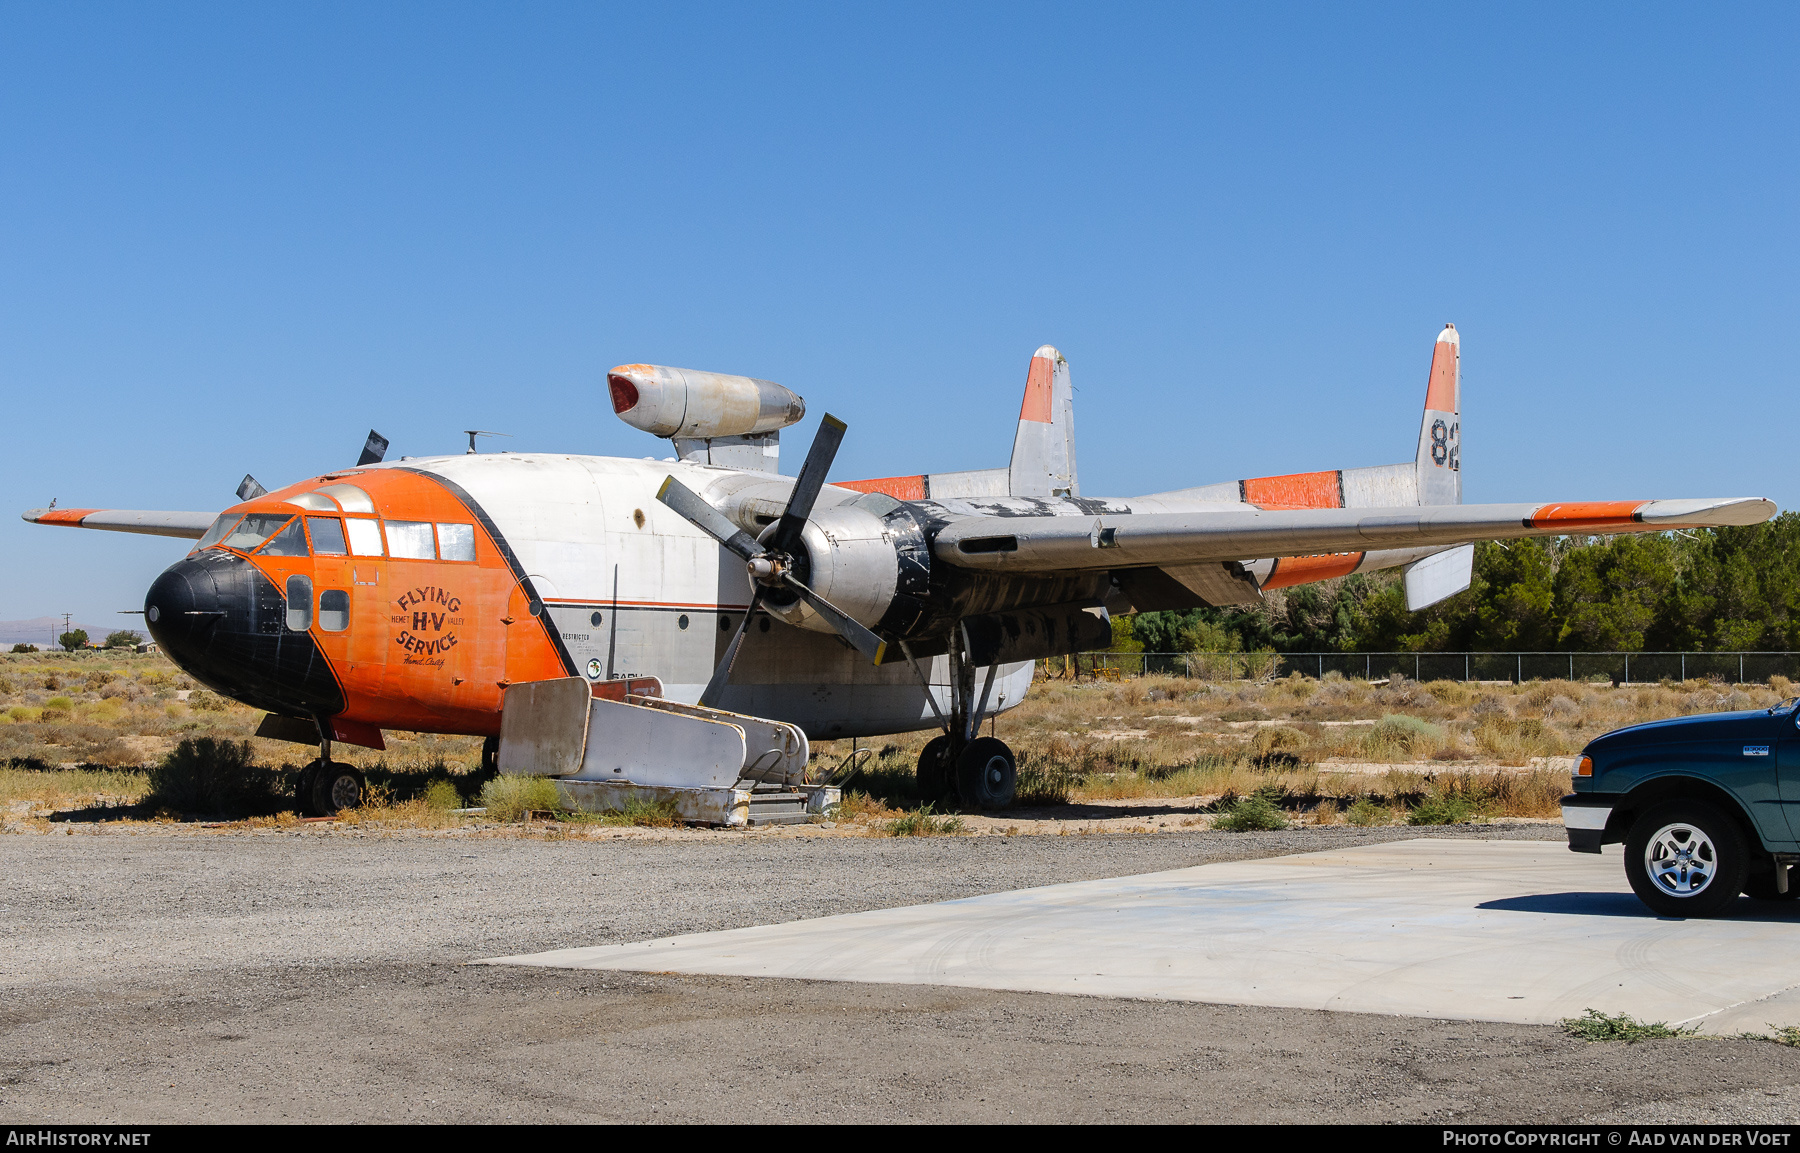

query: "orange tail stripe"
(32, 508), (102, 526)
(1262, 552), (1365, 589)
(837, 475), (928, 501)
(1527, 501), (1648, 530)
(1241, 471), (1342, 510)
(1424, 341), (1458, 412)
(1018, 356), (1054, 423)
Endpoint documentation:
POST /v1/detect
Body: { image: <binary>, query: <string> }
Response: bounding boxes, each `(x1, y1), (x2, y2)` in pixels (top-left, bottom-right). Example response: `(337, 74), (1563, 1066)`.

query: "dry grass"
(10, 649), (1785, 830)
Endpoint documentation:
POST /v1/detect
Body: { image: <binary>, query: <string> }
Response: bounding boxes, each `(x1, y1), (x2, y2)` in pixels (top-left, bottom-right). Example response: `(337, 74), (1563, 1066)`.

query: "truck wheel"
(955, 737), (1017, 811)
(1742, 864), (1799, 901)
(916, 736), (951, 801)
(1624, 799), (1747, 918)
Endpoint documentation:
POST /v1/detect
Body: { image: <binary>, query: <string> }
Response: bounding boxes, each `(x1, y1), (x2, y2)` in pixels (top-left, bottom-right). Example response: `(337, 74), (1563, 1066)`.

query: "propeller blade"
(357, 430), (390, 466)
(781, 573), (887, 664)
(768, 414), (846, 555)
(656, 476), (766, 561)
(699, 588), (763, 708)
(236, 475), (267, 501)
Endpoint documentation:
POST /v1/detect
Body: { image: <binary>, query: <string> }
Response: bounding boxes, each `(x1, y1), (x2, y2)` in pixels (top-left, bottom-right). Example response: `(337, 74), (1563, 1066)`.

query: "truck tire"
(1624, 799), (1747, 918)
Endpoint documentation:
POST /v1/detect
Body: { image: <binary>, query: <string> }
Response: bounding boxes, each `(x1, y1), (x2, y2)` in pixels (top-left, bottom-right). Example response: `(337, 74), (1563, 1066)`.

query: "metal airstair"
(495, 676), (839, 826)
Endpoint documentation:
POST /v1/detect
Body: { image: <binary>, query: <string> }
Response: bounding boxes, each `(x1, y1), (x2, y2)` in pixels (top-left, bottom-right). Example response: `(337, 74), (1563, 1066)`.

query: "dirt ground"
(6, 823), (1800, 1125)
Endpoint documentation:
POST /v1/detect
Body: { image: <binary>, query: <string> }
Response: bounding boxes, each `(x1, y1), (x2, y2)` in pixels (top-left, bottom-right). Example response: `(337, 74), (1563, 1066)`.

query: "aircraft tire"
(294, 762), (320, 816)
(955, 737), (1016, 811)
(310, 762), (366, 816)
(917, 736), (951, 801)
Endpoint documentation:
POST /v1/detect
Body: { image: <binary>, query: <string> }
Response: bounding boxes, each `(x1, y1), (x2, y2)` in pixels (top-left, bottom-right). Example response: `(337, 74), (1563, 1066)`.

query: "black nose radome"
(146, 553), (344, 721)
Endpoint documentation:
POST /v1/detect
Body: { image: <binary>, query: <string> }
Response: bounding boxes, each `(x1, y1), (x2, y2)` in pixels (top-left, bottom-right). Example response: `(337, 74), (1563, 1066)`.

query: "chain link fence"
(1045, 651), (1800, 685)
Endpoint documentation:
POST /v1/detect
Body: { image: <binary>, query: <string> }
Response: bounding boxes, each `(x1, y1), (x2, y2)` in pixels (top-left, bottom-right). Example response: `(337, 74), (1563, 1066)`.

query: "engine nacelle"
(765, 495), (932, 638)
(607, 364), (805, 440)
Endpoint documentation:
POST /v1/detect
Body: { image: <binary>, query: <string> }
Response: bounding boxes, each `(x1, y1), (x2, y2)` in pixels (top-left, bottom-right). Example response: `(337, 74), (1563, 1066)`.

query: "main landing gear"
(909, 632), (1017, 810)
(295, 733), (366, 816)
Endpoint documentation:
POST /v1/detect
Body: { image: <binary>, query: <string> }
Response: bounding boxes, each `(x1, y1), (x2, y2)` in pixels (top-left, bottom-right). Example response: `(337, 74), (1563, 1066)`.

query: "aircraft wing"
(21, 507), (217, 540)
(933, 497), (1777, 573)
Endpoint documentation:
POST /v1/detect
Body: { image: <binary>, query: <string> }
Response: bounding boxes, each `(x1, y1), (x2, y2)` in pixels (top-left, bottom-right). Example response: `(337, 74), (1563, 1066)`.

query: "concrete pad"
(483, 839), (1800, 1033)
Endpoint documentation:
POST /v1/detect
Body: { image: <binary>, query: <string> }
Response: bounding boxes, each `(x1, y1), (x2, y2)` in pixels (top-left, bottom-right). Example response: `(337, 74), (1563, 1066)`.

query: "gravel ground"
(6, 822), (1800, 1125)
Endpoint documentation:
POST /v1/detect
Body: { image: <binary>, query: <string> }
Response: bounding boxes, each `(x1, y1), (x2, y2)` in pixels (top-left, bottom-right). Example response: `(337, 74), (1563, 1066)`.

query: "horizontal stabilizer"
(22, 508), (217, 540)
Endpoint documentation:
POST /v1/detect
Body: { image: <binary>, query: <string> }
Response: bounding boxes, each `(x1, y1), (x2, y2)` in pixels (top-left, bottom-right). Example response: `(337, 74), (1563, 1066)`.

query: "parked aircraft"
(22, 325), (1774, 814)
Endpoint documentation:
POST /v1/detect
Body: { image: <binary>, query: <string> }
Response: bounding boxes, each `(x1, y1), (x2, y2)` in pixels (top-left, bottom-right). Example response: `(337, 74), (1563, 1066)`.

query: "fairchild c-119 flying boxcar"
(23, 326), (1775, 822)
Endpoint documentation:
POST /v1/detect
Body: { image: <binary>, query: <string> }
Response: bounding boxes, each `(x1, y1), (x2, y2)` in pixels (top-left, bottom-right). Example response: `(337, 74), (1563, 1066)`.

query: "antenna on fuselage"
(464, 430), (512, 454)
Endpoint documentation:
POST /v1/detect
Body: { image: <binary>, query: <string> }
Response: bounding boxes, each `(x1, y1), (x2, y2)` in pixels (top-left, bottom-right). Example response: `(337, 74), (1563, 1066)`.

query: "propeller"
(656, 413), (887, 707)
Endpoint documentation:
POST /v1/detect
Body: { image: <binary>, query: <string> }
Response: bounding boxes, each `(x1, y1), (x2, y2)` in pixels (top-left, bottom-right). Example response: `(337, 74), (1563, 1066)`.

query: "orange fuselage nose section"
(149, 467), (571, 744)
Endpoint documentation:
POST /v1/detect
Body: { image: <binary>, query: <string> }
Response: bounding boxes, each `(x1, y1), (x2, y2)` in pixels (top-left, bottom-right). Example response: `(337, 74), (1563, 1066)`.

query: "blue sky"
(3, 2), (1795, 633)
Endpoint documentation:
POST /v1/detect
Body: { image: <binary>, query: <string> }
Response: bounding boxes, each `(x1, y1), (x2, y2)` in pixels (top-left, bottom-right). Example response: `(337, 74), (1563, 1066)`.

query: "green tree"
(1555, 535), (1678, 651)
(103, 630), (143, 649)
(58, 629), (88, 652)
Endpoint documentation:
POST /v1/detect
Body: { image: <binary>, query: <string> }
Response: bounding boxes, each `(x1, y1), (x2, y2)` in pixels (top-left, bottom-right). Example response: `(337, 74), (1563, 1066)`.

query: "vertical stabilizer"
(1008, 345), (1079, 497)
(1415, 324), (1461, 505)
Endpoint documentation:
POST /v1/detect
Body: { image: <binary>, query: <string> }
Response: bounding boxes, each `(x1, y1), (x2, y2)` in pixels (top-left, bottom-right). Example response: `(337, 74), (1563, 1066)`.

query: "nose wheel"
(297, 758), (365, 816)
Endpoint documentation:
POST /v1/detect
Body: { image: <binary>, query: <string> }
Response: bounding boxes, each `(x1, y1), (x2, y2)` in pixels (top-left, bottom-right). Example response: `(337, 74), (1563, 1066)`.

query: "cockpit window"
(345, 518), (384, 556)
(437, 523), (476, 561)
(192, 514), (241, 553)
(386, 520), (435, 560)
(220, 514), (294, 552)
(316, 484), (375, 514)
(257, 518), (309, 557)
(287, 492), (340, 512)
(307, 517), (348, 556)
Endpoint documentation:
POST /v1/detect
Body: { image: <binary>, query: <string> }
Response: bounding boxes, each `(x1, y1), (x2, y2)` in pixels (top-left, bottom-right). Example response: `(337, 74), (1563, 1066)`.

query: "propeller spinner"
(656, 414), (887, 706)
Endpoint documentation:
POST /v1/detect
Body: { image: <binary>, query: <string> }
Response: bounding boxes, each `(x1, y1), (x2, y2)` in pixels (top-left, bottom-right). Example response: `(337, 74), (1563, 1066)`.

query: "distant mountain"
(0, 618), (130, 647)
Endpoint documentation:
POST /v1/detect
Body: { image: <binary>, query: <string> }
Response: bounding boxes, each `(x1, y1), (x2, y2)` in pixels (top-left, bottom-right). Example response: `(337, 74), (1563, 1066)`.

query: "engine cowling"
(764, 495), (931, 638)
(607, 364), (805, 439)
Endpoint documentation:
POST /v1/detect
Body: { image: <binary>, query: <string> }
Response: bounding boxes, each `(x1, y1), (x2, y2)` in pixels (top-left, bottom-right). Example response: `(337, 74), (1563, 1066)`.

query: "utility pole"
(61, 612), (73, 651)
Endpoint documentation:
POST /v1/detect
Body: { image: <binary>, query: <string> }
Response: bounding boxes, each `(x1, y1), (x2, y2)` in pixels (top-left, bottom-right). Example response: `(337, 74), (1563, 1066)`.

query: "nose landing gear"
(295, 733), (366, 816)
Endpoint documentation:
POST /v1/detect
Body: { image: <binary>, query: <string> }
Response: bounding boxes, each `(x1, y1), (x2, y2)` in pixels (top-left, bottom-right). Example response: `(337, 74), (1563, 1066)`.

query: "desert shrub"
(1364, 714), (1445, 759)
(478, 774), (561, 821)
(189, 691), (227, 712)
(1543, 695), (1581, 720)
(42, 674), (61, 691)
(1771, 675), (1794, 696)
(143, 737), (287, 816)
(421, 779), (463, 810)
(45, 696), (73, 711)
(1471, 695), (1509, 719)
(1215, 792), (1288, 831)
(1407, 792), (1474, 825)
(1250, 726), (1308, 758)
(85, 671), (116, 690)
(1344, 797), (1391, 826)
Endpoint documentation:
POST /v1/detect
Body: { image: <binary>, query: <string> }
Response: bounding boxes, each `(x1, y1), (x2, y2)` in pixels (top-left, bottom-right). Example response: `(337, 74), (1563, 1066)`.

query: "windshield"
(1774, 697), (1800, 717)
(219, 514), (295, 552)
(191, 514), (242, 553)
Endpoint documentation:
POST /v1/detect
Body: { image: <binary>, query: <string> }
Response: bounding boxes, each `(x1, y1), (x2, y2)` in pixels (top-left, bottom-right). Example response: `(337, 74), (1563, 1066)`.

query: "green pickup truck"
(1563, 698), (1800, 917)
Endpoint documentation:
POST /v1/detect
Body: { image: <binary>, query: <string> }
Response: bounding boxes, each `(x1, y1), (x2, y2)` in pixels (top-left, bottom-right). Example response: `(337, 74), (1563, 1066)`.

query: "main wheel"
(1624, 799), (1748, 918)
(917, 736), (952, 801)
(480, 736), (500, 777)
(955, 737), (1016, 810)
(295, 761), (320, 816)
(310, 763), (366, 815)
(1743, 864), (1799, 901)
